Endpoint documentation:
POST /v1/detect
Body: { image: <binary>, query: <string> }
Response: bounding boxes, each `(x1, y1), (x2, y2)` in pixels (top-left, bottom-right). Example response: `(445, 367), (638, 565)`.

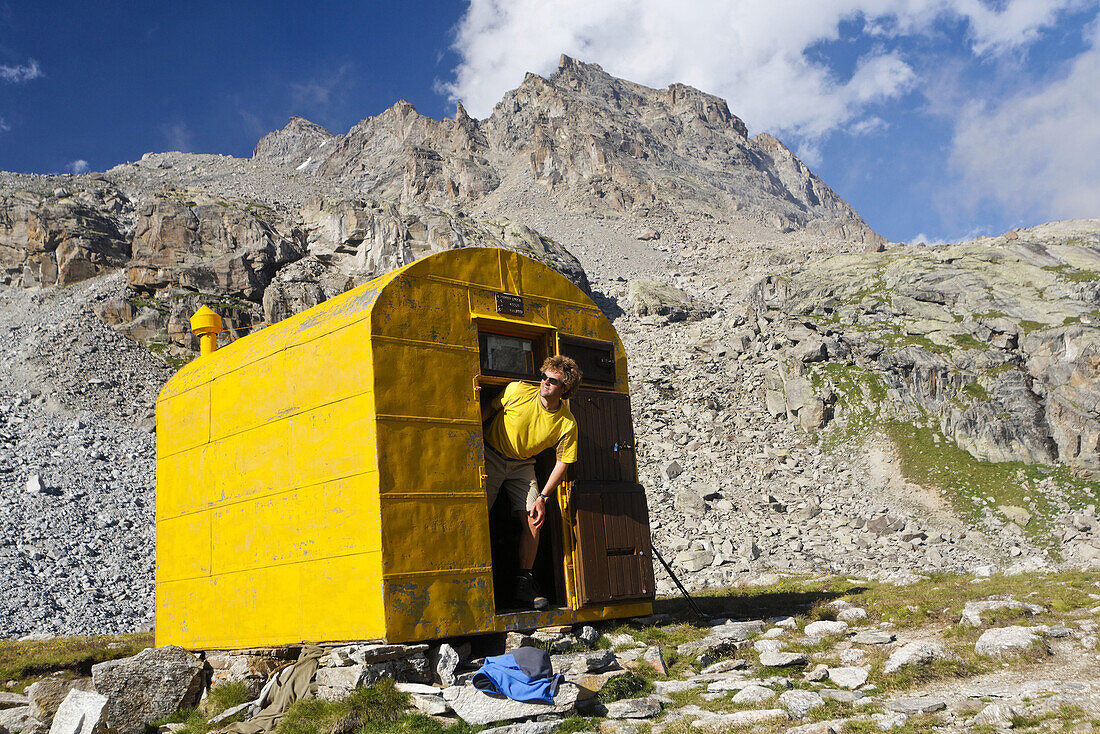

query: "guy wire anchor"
(651, 544), (709, 621)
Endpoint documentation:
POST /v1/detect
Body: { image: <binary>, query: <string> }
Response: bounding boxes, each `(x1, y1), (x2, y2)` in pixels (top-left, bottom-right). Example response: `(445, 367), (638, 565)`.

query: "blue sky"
(1, 1), (1097, 244)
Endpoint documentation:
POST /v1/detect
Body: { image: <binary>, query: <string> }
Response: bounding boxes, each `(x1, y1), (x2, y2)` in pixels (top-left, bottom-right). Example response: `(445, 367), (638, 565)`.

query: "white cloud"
(444, 0), (1082, 146)
(0, 116), (9, 133)
(161, 122), (194, 152)
(66, 159), (89, 174)
(849, 116), (888, 135)
(954, 0), (1090, 55)
(906, 225), (992, 245)
(949, 19), (1100, 221)
(0, 59), (43, 83)
(290, 64), (353, 111)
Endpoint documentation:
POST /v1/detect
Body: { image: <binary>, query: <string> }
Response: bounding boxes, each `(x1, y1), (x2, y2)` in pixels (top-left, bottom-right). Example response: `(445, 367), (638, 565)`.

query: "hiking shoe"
(515, 571), (549, 611)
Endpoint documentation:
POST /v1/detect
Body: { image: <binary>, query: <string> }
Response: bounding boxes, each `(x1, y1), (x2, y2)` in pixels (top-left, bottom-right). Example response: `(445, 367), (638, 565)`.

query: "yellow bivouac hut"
(156, 247), (655, 650)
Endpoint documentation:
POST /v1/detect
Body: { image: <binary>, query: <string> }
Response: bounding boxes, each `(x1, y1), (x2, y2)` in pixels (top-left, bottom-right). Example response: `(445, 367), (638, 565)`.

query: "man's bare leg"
(515, 512), (548, 610)
(518, 511), (539, 570)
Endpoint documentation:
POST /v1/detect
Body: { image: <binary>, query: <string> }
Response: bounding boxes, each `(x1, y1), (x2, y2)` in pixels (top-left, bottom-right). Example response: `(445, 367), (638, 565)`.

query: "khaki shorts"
(484, 446), (539, 513)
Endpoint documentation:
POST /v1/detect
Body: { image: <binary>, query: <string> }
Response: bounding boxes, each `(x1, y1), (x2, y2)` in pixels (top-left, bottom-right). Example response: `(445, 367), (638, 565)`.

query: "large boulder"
(27, 680), (94, 726)
(46, 690), (108, 734)
(625, 280), (714, 322)
(90, 645), (204, 734)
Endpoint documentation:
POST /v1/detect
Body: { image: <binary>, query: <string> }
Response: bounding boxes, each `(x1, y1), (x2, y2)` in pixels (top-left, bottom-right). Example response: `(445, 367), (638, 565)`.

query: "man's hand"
(529, 460), (569, 530)
(529, 497), (546, 529)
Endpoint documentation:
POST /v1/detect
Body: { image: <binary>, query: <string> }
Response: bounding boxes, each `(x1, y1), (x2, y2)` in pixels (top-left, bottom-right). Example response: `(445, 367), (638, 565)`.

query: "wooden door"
(568, 389), (655, 605)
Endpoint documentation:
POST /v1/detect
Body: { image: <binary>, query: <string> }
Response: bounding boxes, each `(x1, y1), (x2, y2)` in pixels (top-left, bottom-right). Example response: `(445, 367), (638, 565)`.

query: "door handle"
(613, 443), (634, 452)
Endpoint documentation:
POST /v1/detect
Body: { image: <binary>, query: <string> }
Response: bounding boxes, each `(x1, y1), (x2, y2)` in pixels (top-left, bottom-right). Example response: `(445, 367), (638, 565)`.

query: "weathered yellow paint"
(156, 247), (651, 650)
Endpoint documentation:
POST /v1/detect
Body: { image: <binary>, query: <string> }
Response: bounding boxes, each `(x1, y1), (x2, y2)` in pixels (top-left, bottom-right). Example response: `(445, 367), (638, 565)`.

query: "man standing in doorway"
(484, 355), (582, 610)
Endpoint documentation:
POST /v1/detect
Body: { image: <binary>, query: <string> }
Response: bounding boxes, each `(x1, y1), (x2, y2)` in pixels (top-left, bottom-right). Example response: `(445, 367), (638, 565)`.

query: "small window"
(559, 335), (616, 386)
(479, 333), (536, 378)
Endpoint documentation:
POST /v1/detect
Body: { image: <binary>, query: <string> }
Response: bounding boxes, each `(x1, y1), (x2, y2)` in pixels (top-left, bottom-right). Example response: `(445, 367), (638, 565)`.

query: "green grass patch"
(596, 671), (654, 703)
(961, 381), (989, 401)
(875, 331), (952, 355)
(952, 333), (987, 350)
(0, 632), (153, 687)
(649, 575), (860, 626)
(1018, 319), (1048, 334)
(206, 682), (254, 713)
(1011, 702), (1094, 731)
(817, 362), (889, 404)
(149, 682), (255, 734)
(882, 421), (1100, 554)
(554, 717), (600, 734)
(1042, 264), (1100, 283)
(272, 679), (465, 734)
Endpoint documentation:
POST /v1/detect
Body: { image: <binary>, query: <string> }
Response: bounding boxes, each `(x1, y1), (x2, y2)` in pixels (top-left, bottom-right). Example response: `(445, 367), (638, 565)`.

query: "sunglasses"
(540, 372), (564, 387)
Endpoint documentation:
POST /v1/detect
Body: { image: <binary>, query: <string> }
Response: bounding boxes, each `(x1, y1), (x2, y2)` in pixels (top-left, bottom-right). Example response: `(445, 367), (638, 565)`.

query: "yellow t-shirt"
(486, 382), (578, 463)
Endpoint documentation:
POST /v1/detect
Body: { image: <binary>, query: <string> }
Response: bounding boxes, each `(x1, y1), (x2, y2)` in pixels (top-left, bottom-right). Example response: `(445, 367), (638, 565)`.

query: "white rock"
(779, 690), (825, 719)
(871, 712), (908, 730)
(705, 676), (751, 692)
(759, 651), (808, 667)
(882, 641), (957, 674)
(753, 639), (785, 653)
(960, 599), (1043, 627)
(479, 722), (563, 734)
(827, 666), (869, 689)
(837, 607), (868, 623)
(972, 702), (1018, 728)
(974, 626), (1047, 657)
(48, 690), (108, 734)
(654, 680), (699, 695)
(446, 683), (579, 725)
(603, 697), (662, 719)
(731, 685), (776, 704)
(804, 621), (849, 637)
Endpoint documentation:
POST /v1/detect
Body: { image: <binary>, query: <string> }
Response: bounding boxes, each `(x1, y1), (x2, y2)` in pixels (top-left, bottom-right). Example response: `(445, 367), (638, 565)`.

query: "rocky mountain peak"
(252, 116), (334, 168)
(245, 57), (880, 242)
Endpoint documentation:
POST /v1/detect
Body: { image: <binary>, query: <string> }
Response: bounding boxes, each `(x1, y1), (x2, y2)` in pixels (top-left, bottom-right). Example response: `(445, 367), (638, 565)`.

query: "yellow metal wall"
(156, 248), (648, 649)
(156, 281), (392, 649)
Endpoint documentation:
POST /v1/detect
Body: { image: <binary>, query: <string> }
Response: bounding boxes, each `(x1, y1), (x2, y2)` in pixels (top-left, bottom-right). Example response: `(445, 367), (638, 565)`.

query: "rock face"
(95, 193), (587, 351)
(753, 220), (1100, 477)
(90, 645), (204, 734)
(127, 194), (303, 301)
(255, 56), (880, 243)
(0, 187), (130, 288)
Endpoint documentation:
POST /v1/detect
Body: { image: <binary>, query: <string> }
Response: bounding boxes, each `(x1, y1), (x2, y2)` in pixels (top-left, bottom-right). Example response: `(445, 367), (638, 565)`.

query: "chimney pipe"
(190, 306), (223, 356)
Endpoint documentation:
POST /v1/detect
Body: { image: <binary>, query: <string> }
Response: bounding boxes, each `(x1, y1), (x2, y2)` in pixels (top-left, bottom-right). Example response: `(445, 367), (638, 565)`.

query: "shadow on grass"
(651, 584), (868, 623)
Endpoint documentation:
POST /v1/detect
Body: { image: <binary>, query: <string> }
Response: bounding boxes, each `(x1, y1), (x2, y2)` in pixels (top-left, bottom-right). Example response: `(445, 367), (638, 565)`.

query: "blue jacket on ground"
(472, 647), (563, 703)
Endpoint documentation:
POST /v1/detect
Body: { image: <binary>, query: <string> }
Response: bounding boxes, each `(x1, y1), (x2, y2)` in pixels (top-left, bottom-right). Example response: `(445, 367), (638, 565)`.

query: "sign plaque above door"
(495, 293), (524, 316)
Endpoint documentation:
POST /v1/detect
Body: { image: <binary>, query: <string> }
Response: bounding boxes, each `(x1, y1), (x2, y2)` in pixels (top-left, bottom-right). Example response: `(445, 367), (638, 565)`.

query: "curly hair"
(541, 355), (583, 399)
